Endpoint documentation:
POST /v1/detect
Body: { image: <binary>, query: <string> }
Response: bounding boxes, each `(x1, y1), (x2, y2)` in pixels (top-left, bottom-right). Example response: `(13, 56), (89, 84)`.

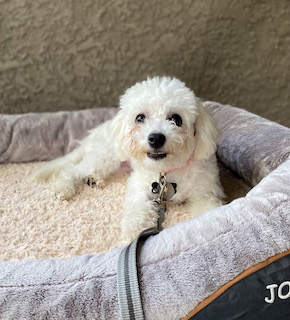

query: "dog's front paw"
(86, 176), (105, 188)
(121, 227), (139, 244)
(121, 218), (142, 243)
(121, 233), (135, 244)
(121, 210), (159, 244)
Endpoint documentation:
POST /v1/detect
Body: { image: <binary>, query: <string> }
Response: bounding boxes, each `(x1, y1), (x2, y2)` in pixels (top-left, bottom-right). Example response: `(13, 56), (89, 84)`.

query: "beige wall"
(0, 0), (289, 126)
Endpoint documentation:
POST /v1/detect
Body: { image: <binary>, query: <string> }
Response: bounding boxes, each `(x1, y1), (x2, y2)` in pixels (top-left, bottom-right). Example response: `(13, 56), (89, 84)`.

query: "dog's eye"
(135, 114), (146, 123)
(168, 114), (182, 127)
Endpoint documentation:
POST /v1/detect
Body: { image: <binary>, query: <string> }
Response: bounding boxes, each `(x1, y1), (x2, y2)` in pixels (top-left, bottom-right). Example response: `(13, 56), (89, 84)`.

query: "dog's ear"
(111, 110), (129, 161)
(193, 100), (219, 161)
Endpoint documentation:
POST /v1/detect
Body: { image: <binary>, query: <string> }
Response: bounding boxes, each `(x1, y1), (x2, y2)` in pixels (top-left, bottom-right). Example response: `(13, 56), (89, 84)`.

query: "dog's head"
(113, 77), (219, 172)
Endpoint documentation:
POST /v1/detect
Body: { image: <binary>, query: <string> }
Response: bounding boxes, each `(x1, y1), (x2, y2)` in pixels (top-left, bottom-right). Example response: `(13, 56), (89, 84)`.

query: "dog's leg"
(121, 199), (158, 242)
(30, 146), (84, 183)
(53, 151), (121, 199)
(32, 119), (121, 199)
(121, 177), (158, 242)
(188, 196), (223, 218)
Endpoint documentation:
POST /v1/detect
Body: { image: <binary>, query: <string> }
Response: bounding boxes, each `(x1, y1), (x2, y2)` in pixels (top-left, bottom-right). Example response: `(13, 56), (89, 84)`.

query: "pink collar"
(163, 156), (194, 175)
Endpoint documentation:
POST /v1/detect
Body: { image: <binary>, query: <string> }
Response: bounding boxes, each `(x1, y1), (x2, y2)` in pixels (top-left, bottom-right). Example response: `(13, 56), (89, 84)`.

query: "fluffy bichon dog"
(32, 77), (224, 241)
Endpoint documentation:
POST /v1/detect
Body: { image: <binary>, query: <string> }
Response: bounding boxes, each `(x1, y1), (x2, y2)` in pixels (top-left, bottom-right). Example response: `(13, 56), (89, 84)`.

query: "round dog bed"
(0, 102), (290, 319)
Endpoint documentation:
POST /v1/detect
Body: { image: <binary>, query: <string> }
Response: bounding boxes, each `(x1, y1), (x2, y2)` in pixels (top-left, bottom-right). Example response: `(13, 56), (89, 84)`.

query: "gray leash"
(117, 173), (173, 320)
(117, 227), (159, 320)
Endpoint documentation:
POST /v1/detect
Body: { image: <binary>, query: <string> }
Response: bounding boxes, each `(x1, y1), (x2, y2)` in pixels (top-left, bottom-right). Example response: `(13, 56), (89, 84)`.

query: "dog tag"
(151, 182), (177, 201)
(164, 183), (177, 201)
(151, 182), (160, 195)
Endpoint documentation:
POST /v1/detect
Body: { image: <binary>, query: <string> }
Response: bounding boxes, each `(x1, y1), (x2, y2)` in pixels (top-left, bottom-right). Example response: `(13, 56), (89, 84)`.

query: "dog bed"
(0, 102), (290, 319)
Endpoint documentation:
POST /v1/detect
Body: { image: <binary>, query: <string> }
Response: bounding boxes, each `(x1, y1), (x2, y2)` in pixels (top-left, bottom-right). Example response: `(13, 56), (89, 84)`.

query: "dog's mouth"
(147, 152), (167, 161)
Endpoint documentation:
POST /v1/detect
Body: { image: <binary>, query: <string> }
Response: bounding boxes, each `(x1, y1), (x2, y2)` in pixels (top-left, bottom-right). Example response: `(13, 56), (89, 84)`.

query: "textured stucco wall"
(0, 0), (289, 126)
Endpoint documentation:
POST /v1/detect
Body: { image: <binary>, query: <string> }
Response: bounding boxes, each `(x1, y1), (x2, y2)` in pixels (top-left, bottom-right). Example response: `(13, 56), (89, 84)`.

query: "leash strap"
(117, 228), (159, 320)
(117, 173), (167, 319)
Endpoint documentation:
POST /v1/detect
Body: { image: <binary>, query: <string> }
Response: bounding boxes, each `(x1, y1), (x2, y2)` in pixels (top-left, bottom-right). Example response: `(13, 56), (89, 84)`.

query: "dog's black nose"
(148, 133), (166, 149)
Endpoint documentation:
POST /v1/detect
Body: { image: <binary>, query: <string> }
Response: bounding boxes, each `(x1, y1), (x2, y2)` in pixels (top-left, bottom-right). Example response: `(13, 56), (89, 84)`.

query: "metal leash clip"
(153, 172), (167, 231)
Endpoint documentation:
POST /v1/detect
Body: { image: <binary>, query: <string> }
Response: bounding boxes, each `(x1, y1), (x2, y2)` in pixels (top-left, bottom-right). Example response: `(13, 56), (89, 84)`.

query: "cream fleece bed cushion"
(0, 102), (289, 320)
(0, 161), (250, 261)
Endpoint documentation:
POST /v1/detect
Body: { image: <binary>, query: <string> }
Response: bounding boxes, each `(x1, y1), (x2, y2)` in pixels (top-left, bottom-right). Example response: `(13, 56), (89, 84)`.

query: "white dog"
(32, 77), (224, 241)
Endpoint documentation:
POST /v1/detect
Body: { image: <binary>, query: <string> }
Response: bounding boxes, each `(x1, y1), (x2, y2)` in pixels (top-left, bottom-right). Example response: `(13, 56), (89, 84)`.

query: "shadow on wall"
(0, 0), (289, 127)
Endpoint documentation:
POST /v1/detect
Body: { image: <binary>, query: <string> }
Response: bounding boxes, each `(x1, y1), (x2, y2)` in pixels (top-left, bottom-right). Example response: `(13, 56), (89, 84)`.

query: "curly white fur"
(32, 77), (224, 241)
